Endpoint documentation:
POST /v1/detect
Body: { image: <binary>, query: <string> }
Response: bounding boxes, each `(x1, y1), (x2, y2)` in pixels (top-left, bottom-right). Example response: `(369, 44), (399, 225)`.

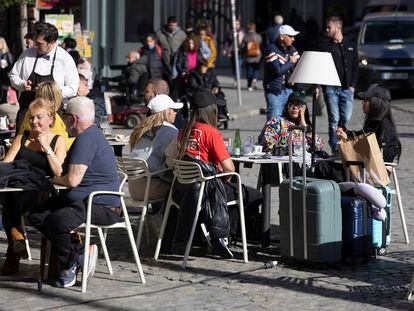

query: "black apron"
(16, 48), (57, 134)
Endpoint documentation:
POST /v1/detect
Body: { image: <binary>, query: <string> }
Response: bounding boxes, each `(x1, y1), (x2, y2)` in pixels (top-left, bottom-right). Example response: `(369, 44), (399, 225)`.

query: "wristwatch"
(46, 148), (53, 156)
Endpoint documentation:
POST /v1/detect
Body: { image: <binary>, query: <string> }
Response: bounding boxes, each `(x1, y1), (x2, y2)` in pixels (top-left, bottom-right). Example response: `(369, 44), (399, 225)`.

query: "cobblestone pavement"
(1, 73), (414, 310)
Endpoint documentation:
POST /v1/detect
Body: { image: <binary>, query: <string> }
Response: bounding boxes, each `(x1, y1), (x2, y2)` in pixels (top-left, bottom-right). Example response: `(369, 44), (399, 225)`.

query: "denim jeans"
(265, 88), (293, 121)
(231, 55), (243, 80)
(245, 62), (260, 87)
(323, 85), (354, 149)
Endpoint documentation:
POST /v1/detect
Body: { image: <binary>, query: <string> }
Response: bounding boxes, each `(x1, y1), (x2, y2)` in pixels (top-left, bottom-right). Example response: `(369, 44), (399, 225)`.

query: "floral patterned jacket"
(262, 116), (325, 154)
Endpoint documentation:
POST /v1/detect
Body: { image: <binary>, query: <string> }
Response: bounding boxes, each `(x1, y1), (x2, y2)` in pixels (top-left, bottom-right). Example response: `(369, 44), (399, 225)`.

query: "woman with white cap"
(129, 94), (183, 200)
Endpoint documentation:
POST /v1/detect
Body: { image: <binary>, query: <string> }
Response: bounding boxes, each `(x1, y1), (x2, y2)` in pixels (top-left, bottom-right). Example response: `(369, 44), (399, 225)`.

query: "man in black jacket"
(320, 16), (358, 156)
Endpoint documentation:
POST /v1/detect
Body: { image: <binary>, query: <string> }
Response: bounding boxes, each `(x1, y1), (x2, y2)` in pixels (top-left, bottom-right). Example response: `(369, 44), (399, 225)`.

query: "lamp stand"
(310, 85), (318, 172)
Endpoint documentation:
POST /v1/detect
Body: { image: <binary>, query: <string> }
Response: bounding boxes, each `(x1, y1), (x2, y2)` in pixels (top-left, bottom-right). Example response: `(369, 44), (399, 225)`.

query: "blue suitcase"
(279, 126), (342, 265)
(371, 186), (392, 255)
(341, 196), (373, 261)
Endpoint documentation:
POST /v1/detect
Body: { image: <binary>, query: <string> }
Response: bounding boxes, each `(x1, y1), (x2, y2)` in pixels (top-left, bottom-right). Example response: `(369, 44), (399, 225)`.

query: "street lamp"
(288, 51), (341, 168)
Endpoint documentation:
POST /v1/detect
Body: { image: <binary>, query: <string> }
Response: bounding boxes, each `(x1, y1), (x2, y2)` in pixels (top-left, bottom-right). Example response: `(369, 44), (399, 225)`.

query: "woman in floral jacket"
(262, 91), (325, 155)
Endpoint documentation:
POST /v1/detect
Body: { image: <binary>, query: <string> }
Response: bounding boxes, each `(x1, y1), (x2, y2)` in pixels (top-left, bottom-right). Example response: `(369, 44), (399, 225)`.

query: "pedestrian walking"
(9, 22), (79, 133)
(156, 16), (187, 84)
(242, 23), (262, 91)
(223, 19), (245, 86)
(198, 27), (217, 68)
(263, 24), (300, 121)
(320, 16), (358, 157)
(139, 33), (170, 81)
(0, 37), (13, 103)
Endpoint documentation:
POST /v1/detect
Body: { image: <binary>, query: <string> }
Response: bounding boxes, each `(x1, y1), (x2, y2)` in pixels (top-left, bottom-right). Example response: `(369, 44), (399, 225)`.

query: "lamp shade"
(288, 51), (341, 86)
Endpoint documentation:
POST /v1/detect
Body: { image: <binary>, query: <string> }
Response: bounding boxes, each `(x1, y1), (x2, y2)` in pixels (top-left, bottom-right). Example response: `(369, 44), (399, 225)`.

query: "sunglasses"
(288, 102), (305, 108)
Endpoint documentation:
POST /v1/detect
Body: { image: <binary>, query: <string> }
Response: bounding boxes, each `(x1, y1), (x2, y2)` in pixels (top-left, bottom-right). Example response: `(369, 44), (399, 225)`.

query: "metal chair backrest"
(118, 171), (127, 191)
(172, 159), (205, 185)
(116, 157), (151, 181)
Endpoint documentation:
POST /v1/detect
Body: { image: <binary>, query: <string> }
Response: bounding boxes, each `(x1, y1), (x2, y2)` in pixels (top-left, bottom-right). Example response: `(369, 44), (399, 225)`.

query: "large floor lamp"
(288, 51), (341, 169)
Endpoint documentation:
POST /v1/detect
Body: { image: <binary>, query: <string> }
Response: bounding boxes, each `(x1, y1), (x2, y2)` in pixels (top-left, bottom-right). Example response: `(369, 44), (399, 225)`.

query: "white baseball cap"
(279, 25), (300, 36)
(147, 94), (183, 113)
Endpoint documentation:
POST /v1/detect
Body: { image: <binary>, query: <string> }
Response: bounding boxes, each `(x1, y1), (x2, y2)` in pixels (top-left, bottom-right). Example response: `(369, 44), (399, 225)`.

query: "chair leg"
(135, 205), (148, 250)
(20, 217), (32, 261)
(123, 212), (146, 283)
(99, 228), (109, 255)
(154, 195), (173, 259)
(236, 180), (248, 263)
(97, 228), (113, 274)
(183, 183), (205, 268)
(392, 168), (410, 244)
(81, 225), (92, 293)
(406, 273), (414, 300)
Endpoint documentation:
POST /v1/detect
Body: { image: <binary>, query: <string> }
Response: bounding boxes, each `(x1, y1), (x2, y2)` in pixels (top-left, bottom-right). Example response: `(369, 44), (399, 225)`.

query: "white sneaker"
(248, 87), (253, 91)
(252, 79), (258, 89)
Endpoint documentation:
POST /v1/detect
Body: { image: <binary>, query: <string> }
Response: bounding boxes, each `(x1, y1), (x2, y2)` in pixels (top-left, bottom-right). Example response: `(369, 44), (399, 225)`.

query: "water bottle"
(233, 128), (241, 156)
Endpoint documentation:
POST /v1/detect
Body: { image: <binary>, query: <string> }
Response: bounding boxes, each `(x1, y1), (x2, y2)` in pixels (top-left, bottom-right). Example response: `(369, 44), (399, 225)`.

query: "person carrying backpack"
(242, 23), (262, 91)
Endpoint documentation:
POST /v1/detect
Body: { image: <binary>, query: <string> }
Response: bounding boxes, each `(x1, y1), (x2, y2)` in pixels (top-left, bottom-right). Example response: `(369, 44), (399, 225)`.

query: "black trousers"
(29, 196), (120, 270)
(1, 191), (40, 244)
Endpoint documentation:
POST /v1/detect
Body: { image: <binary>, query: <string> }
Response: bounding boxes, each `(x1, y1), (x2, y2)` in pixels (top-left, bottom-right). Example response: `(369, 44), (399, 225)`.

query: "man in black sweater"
(320, 16), (359, 156)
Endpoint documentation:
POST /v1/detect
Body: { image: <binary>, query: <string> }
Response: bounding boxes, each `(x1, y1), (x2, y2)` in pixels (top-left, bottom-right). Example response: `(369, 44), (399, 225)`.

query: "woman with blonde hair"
(0, 37), (13, 103)
(19, 80), (73, 149)
(129, 94), (182, 200)
(1, 98), (66, 275)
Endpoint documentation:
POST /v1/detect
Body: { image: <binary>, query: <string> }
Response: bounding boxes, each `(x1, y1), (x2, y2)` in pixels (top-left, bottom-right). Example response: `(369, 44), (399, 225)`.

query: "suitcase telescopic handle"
(288, 125), (308, 259)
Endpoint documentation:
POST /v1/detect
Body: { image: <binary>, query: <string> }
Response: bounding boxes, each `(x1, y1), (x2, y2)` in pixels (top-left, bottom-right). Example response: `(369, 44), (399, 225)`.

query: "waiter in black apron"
(16, 49), (57, 133)
(9, 22), (79, 134)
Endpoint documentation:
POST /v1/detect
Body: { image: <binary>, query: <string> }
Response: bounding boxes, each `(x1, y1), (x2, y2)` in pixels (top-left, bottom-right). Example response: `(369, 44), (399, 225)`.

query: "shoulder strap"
(20, 130), (30, 146)
(50, 135), (59, 150)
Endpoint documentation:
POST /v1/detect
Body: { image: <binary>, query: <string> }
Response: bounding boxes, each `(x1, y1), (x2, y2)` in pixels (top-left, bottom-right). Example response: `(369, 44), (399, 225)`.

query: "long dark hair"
(281, 103), (312, 126)
(177, 104), (217, 159)
(364, 96), (402, 160)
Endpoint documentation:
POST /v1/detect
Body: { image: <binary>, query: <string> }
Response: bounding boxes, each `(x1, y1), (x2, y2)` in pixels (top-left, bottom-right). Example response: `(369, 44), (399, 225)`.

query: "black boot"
(1, 246), (21, 275)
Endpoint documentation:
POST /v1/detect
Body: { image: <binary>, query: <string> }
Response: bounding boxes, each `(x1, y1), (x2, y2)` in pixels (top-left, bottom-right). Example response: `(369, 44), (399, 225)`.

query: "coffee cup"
(253, 145), (263, 154)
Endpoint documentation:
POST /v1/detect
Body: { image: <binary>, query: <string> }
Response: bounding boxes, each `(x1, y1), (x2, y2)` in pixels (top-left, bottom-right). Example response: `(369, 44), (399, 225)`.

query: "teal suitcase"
(279, 126), (342, 264)
(371, 186), (392, 255)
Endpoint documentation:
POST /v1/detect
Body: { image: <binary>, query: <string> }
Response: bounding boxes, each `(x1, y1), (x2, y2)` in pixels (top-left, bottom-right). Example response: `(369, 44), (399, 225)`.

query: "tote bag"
(338, 132), (390, 186)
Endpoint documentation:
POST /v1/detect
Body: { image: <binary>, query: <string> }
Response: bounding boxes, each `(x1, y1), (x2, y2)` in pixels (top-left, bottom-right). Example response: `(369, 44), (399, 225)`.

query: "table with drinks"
(228, 129), (312, 247)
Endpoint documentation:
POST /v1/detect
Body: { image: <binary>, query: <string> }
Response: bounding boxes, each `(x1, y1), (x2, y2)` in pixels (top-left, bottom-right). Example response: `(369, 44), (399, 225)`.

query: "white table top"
(231, 155), (311, 164)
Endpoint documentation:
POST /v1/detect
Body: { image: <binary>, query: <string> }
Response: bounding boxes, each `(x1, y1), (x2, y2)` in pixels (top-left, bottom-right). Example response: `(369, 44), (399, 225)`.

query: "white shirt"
(9, 45), (79, 99)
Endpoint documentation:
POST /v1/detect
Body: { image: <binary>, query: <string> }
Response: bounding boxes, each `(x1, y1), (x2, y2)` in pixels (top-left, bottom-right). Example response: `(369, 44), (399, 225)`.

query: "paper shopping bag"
(338, 132), (390, 186)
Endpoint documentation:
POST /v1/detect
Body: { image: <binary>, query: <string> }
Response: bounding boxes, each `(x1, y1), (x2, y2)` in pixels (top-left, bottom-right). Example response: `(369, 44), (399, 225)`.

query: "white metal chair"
(154, 159), (248, 268)
(116, 157), (170, 249)
(78, 171), (146, 292)
(384, 162), (409, 244)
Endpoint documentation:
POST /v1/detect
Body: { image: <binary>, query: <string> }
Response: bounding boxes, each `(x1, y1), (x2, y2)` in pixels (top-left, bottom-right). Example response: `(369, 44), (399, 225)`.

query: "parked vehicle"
(113, 106), (148, 129)
(357, 12), (414, 91)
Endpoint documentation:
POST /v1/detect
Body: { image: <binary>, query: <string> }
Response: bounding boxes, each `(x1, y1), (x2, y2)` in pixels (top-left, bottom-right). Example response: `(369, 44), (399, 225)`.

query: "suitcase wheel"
(377, 248), (387, 256)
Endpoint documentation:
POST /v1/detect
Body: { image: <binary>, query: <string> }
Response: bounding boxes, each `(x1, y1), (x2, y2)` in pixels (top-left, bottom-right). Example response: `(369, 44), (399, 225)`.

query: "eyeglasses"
(288, 102), (304, 108)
